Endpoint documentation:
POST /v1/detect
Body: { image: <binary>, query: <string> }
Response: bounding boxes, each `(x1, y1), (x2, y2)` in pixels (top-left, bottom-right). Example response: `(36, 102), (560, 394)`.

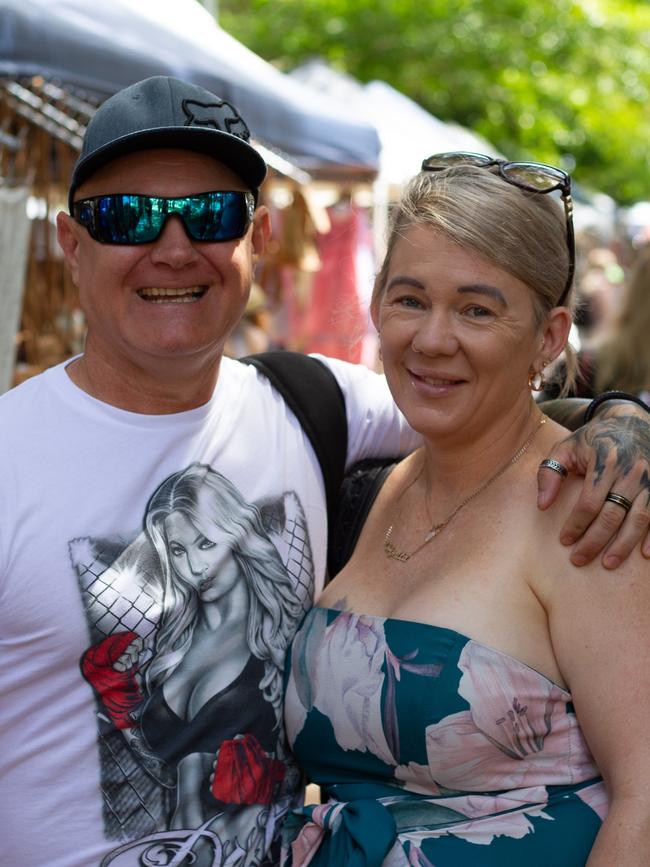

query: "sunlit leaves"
(220, 0), (650, 204)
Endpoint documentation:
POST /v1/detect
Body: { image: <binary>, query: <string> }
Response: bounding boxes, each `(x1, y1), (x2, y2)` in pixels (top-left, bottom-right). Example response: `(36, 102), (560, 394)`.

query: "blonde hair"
(373, 166), (577, 393)
(595, 246), (650, 394)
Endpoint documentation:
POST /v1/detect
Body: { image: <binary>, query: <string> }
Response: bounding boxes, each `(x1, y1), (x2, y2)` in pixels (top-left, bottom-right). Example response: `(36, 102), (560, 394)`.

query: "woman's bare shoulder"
(531, 469), (647, 604)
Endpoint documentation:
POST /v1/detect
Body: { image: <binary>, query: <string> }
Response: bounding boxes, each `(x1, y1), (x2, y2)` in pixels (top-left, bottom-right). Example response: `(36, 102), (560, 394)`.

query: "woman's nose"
(411, 309), (459, 355)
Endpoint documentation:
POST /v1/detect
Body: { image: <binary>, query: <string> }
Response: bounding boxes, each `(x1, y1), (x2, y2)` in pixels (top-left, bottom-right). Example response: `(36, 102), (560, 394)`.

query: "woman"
(283, 156), (650, 865)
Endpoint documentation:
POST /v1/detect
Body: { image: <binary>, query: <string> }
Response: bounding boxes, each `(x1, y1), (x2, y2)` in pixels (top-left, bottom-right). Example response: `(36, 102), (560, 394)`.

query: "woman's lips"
(198, 575), (215, 593)
(407, 367), (466, 396)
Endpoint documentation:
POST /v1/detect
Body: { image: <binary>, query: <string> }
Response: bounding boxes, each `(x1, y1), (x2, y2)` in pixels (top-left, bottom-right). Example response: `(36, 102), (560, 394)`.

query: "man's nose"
(149, 214), (200, 267)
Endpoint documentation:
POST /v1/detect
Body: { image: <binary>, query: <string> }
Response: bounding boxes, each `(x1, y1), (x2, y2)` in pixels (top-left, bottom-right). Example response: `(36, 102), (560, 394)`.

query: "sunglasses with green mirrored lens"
(72, 190), (256, 245)
(421, 152), (575, 305)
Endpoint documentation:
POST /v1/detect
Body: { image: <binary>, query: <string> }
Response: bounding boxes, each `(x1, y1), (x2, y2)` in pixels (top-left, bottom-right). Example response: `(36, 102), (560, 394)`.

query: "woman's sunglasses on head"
(421, 152), (575, 305)
(72, 190), (256, 245)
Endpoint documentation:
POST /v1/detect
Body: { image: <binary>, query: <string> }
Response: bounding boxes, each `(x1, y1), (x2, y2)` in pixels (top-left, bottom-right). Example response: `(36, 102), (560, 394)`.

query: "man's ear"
(250, 205), (272, 263)
(537, 306), (573, 368)
(56, 211), (82, 287)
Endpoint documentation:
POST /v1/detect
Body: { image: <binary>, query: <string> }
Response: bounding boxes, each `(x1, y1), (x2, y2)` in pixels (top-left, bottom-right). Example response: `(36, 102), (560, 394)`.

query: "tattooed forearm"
(591, 398), (649, 422)
(539, 398), (591, 431)
(540, 397), (650, 432)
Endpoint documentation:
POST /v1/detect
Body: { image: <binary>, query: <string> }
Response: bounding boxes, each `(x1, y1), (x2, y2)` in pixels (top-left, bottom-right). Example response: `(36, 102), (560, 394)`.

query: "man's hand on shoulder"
(538, 399), (650, 569)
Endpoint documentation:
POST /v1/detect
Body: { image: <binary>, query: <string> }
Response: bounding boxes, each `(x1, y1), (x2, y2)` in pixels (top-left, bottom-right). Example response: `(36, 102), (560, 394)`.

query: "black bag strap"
(328, 458), (396, 576)
(241, 351), (348, 536)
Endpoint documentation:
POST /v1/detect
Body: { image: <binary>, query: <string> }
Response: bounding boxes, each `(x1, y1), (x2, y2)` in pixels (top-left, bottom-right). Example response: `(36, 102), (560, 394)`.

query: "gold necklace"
(384, 416), (547, 562)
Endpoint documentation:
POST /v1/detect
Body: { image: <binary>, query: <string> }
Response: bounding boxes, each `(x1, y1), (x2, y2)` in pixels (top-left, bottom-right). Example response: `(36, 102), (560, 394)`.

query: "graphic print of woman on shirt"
(81, 463), (304, 866)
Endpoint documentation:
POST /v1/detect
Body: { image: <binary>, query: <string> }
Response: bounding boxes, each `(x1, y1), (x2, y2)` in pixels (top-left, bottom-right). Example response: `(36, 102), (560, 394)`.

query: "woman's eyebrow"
(457, 283), (508, 307)
(386, 275), (425, 292)
(385, 277), (508, 307)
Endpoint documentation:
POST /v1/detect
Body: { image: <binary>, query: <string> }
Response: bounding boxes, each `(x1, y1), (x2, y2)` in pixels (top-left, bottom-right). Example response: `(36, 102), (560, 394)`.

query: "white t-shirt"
(0, 355), (417, 867)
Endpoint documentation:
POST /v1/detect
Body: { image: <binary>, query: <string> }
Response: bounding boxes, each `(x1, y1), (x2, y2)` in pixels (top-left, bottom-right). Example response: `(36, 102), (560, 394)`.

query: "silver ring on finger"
(604, 492), (633, 513)
(539, 458), (568, 478)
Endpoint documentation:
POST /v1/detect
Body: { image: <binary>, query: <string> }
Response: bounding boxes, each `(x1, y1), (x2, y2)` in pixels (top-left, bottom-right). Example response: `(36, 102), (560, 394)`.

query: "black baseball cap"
(68, 75), (267, 211)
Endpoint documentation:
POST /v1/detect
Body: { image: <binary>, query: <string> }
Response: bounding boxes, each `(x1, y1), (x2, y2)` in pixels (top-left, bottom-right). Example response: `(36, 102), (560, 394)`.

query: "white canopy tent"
(291, 60), (499, 190)
(290, 60), (501, 257)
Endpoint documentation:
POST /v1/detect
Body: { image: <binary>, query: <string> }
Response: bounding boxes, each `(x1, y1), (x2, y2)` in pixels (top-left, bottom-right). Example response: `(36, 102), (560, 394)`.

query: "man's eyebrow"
(457, 283), (508, 307)
(386, 275), (425, 292)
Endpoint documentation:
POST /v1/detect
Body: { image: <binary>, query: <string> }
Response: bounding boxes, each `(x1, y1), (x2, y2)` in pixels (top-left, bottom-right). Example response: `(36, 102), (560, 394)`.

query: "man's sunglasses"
(72, 190), (256, 245)
(421, 152), (575, 305)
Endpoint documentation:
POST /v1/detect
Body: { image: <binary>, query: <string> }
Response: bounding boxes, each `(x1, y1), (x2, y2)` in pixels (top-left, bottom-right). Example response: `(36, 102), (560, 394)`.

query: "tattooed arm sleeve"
(540, 395), (650, 432)
(539, 398), (590, 432)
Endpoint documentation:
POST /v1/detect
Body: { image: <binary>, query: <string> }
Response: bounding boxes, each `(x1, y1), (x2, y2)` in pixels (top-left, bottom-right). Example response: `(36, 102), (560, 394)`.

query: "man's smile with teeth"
(137, 287), (206, 302)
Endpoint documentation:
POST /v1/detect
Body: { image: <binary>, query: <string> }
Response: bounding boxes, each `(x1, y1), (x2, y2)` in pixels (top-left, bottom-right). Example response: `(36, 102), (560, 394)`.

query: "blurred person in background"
(574, 246), (625, 350)
(591, 244), (650, 402)
(543, 245), (650, 401)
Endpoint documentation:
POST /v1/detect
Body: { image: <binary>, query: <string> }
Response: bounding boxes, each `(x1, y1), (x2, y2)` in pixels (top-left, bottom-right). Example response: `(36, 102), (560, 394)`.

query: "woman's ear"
(536, 306), (573, 368)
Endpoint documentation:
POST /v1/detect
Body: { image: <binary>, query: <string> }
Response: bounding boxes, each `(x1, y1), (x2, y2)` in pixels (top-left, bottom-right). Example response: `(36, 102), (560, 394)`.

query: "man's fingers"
(599, 500), (650, 568)
(537, 466), (563, 510)
(567, 486), (650, 567)
(567, 498), (629, 566)
(643, 527), (650, 559)
(557, 476), (605, 547)
(537, 443), (576, 510)
(537, 422), (650, 564)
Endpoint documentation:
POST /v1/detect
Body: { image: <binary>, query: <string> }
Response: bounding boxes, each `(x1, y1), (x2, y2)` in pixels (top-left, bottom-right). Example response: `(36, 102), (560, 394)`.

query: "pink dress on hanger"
(301, 203), (366, 364)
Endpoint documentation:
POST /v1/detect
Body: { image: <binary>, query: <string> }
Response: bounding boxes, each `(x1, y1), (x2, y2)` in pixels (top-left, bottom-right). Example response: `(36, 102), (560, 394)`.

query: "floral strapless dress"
(282, 607), (607, 866)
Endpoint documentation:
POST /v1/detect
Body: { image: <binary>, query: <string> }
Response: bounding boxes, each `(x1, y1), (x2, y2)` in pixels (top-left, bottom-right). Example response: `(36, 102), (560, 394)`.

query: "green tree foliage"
(220, 0), (650, 204)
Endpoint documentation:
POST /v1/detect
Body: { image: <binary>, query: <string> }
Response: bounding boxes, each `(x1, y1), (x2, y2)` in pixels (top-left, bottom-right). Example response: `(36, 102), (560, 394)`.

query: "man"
(0, 75), (648, 867)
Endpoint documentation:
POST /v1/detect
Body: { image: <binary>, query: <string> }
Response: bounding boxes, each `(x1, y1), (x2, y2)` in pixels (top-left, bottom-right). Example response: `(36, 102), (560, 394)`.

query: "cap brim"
(69, 127), (267, 210)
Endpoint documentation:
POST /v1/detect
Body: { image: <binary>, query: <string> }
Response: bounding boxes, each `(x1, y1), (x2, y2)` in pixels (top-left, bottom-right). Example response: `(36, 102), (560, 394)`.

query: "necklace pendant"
(383, 536), (411, 562)
(383, 416), (545, 563)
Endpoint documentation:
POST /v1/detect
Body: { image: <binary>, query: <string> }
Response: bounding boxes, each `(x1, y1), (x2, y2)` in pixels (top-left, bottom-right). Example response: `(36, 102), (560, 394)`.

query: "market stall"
(0, 0), (380, 176)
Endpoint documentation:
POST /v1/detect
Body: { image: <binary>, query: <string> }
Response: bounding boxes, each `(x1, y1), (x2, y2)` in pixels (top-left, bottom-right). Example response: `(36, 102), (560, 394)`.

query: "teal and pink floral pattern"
(282, 608), (606, 866)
